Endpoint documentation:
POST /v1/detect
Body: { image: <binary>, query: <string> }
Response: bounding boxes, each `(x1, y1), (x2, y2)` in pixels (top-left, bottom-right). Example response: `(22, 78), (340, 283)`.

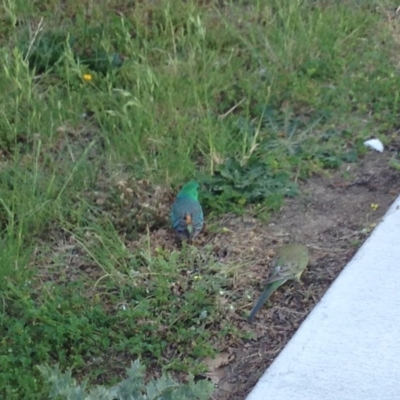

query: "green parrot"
(170, 181), (204, 240)
(248, 244), (309, 323)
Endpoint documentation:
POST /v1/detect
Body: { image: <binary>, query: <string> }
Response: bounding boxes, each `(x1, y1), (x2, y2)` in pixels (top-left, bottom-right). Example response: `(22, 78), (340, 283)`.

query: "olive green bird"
(248, 244), (309, 323)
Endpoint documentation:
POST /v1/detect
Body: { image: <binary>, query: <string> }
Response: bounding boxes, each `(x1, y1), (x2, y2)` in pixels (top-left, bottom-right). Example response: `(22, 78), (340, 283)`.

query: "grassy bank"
(0, 0), (399, 398)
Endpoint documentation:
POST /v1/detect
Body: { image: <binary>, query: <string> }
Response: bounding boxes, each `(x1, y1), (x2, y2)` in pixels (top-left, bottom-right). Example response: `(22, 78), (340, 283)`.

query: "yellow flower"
(83, 74), (92, 81)
(370, 203), (379, 211)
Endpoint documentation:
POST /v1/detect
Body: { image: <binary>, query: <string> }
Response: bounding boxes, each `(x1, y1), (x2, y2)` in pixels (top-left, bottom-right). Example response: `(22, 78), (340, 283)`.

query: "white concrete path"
(246, 195), (400, 400)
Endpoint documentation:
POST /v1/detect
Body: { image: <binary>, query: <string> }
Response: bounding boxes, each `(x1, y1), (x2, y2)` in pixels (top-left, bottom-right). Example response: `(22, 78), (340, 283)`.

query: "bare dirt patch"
(209, 147), (400, 399)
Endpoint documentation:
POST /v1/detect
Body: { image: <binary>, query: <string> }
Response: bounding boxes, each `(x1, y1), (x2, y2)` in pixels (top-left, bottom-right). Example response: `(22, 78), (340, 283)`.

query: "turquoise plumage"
(171, 181), (203, 240)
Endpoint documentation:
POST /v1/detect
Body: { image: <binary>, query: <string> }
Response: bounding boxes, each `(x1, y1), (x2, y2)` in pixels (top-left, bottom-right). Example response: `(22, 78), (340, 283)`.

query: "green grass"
(0, 0), (400, 398)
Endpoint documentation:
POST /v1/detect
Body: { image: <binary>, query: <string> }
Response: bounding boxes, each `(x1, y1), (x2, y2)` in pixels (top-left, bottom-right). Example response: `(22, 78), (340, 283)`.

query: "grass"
(0, 0), (400, 398)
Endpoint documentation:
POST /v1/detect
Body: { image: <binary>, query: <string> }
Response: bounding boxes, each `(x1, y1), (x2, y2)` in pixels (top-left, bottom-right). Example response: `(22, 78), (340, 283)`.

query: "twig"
(218, 98), (246, 120)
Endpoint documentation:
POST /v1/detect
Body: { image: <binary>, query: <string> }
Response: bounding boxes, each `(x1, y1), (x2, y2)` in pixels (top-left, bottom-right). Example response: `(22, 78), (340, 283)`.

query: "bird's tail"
(247, 281), (282, 323)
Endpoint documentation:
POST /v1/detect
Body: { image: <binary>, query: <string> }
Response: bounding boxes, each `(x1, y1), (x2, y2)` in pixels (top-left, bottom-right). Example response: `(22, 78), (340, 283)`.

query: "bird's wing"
(267, 244), (309, 283)
(171, 197), (203, 237)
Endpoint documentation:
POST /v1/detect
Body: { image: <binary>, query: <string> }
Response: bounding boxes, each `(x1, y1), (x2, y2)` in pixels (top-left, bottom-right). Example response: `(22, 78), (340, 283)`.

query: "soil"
(208, 142), (400, 400)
